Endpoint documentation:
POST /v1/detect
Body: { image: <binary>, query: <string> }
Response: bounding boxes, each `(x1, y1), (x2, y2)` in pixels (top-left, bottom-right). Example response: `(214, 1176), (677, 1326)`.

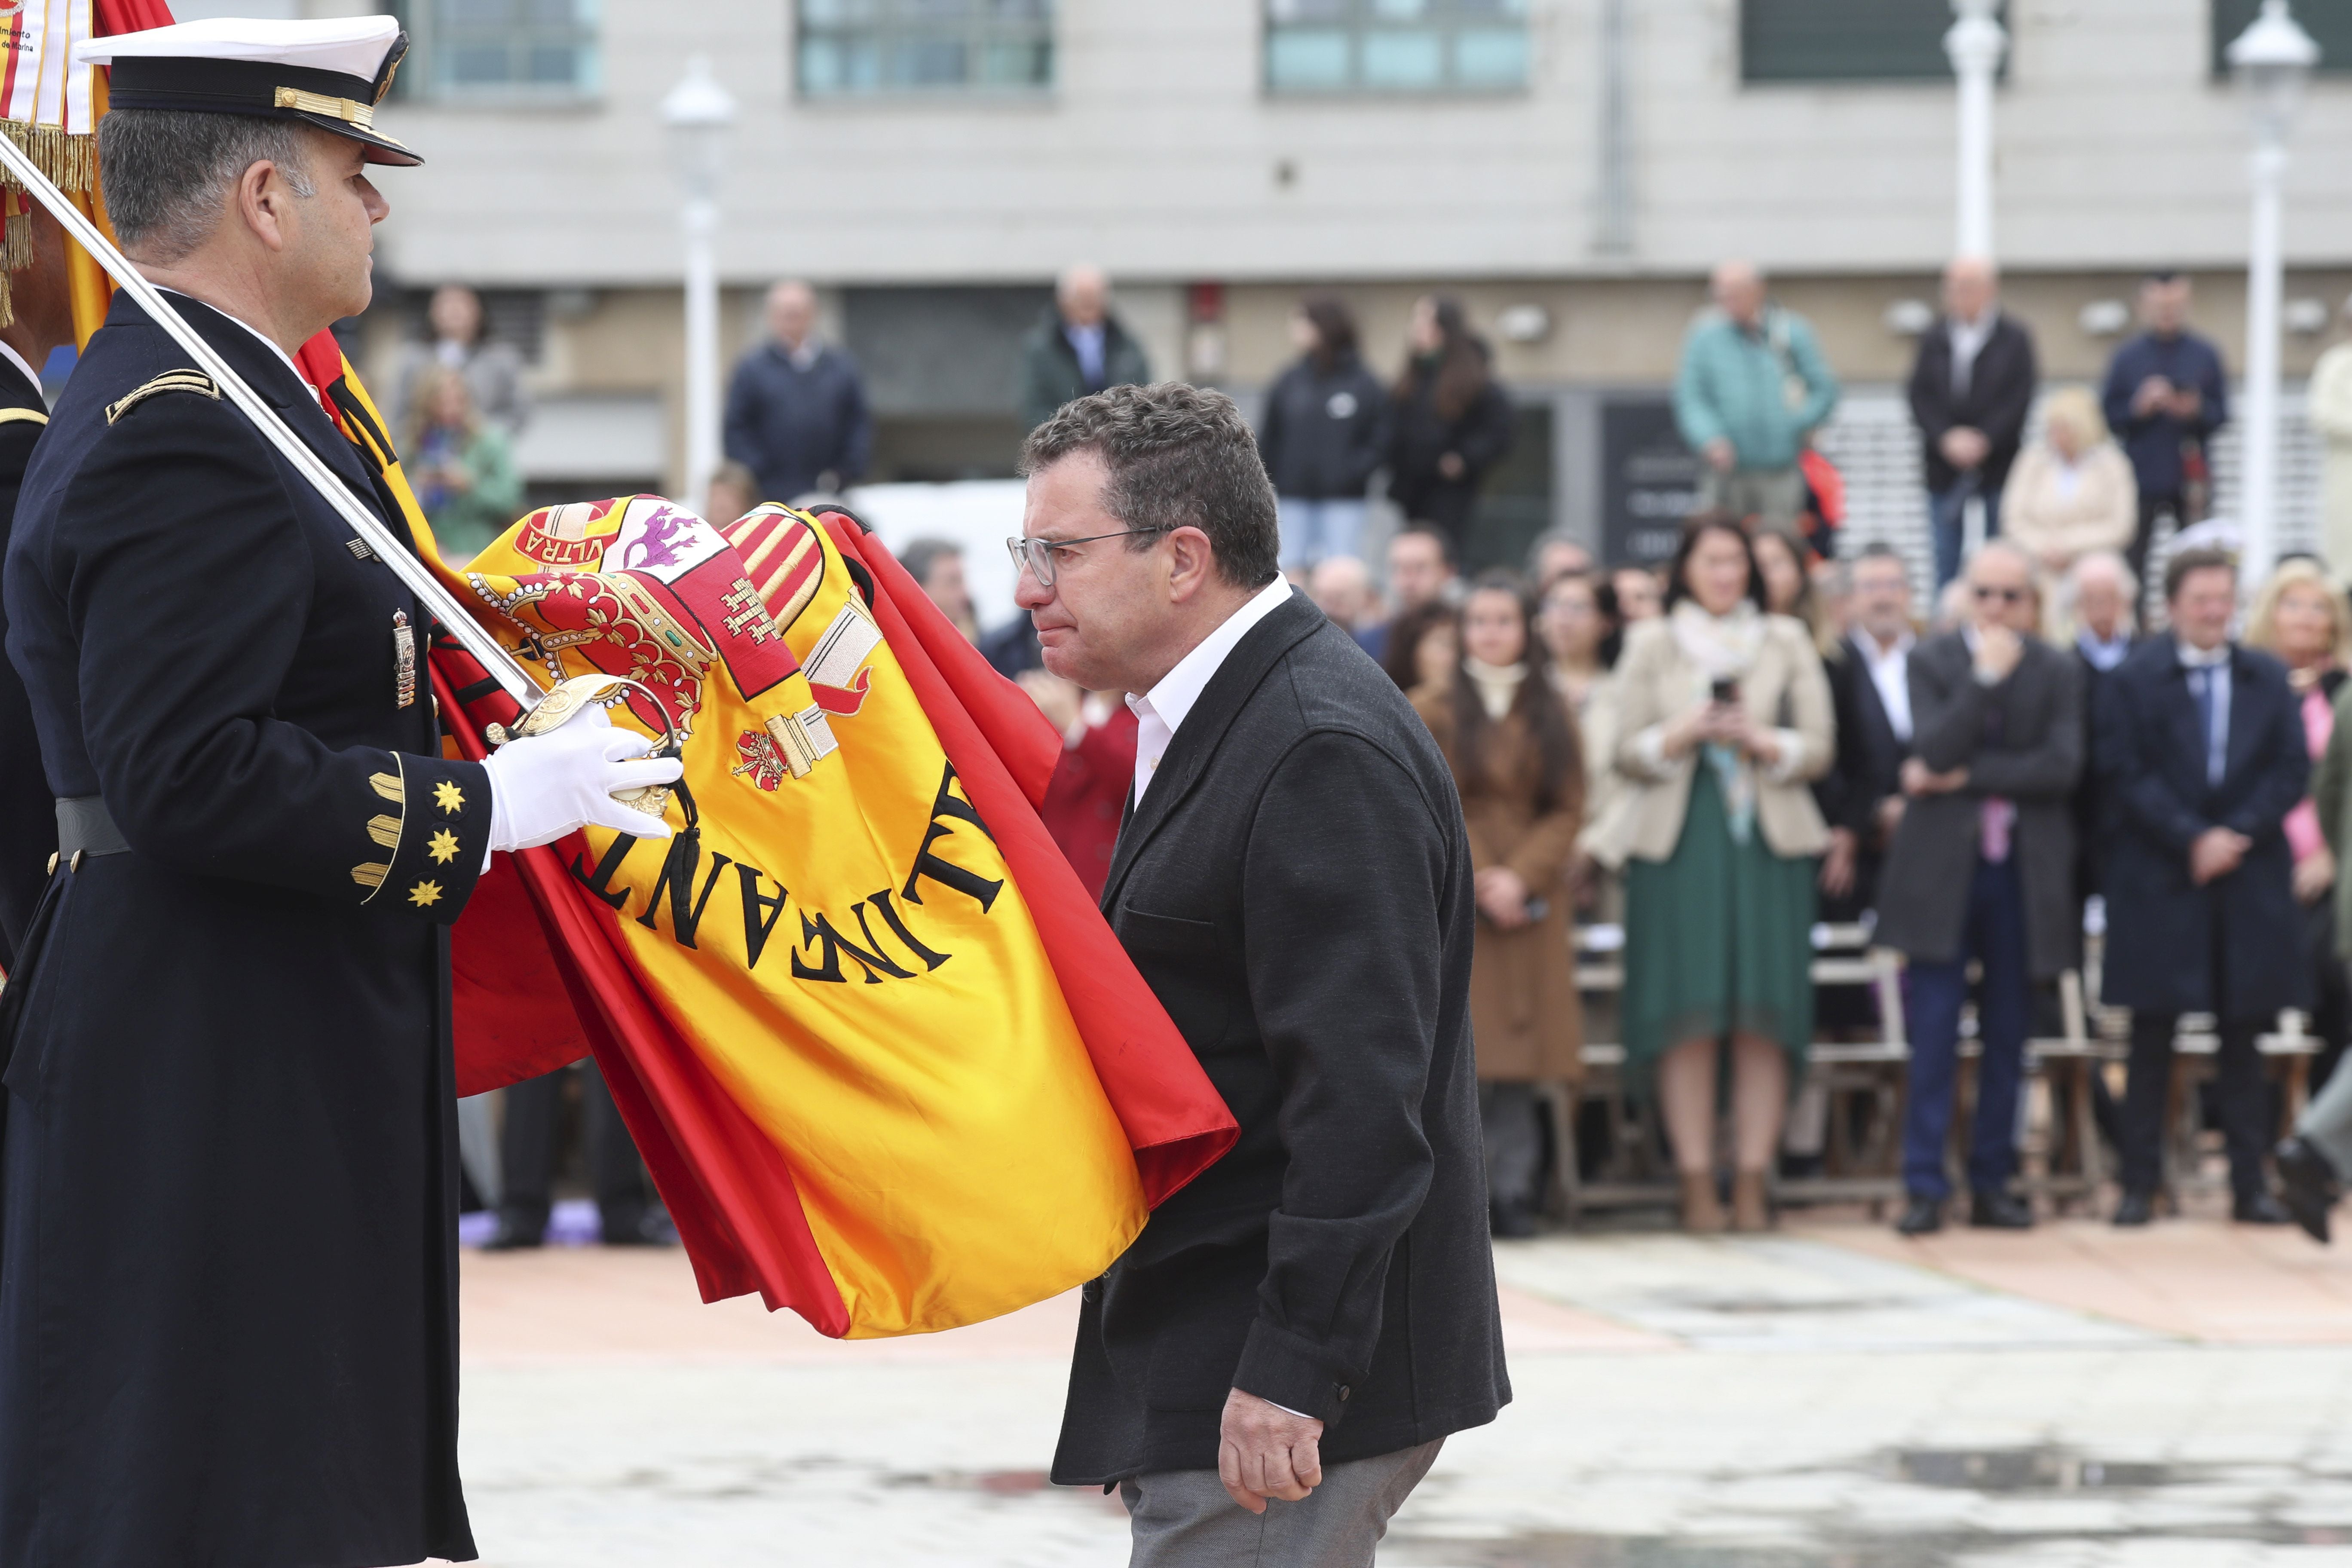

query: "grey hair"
(98, 110), (318, 263)
(1020, 381), (1280, 589)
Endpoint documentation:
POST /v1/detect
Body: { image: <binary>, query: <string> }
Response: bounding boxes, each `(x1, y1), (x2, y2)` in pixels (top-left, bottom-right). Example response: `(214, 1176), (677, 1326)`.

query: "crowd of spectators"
(549, 252), (2352, 1247)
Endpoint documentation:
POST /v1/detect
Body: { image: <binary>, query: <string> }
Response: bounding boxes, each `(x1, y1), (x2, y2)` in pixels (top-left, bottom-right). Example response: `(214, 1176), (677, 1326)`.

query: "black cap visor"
(106, 53), (422, 167)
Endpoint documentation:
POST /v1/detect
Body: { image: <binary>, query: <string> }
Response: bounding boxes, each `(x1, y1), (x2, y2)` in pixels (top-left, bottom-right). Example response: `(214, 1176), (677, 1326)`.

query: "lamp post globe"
(662, 56), (738, 513)
(2227, 0), (2318, 585)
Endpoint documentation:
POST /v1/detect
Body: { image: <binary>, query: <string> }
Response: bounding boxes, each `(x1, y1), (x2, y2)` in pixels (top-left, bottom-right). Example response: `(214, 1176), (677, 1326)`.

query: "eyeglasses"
(1972, 585), (2028, 604)
(1005, 528), (1166, 588)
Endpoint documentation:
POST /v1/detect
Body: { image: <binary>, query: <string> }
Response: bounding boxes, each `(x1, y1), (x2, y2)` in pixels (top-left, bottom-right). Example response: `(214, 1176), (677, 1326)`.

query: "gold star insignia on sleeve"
(433, 780), (465, 815)
(427, 829), (461, 865)
(408, 880), (444, 908)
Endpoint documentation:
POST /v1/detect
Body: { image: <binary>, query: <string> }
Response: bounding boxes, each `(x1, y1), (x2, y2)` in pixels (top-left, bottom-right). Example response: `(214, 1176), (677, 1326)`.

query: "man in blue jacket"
(1672, 259), (1839, 530)
(2093, 547), (2300, 1228)
(722, 279), (873, 505)
(2100, 273), (2227, 589)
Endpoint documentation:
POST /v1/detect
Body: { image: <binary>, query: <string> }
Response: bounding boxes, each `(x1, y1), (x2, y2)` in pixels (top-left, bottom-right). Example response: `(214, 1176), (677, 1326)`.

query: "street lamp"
(1943, 0), (2008, 257)
(662, 55), (738, 513)
(2227, 0), (2319, 585)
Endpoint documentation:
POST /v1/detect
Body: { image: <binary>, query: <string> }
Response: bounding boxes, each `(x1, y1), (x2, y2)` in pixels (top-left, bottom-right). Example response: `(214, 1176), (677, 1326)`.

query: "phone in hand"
(1710, 677), (1740, 705)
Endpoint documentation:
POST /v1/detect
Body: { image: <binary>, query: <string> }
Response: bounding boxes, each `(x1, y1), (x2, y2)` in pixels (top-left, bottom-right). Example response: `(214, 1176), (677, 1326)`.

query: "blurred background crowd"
(315, 0), (2352, 1250)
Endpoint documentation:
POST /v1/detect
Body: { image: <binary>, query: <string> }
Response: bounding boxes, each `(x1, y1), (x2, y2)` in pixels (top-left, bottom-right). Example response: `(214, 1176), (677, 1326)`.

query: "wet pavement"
(448, 1218), (2352, 1566)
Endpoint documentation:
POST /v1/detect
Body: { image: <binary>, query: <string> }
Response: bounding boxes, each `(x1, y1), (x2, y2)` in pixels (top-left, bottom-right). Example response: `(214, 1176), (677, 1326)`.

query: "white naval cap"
(77, 16), (418, 167)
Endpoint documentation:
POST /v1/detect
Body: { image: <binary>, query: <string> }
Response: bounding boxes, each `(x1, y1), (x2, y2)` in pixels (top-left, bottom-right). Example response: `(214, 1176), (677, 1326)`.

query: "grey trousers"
(1120, 1439), (1444, 1568)
(1699, 464), (1807, 529)
(2300, 1054), (2352, 1177)
(1479, 1082), (1544, 1210)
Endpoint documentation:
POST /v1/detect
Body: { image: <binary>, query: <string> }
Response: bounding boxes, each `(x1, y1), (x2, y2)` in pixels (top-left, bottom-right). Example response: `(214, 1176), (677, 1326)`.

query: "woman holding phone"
(1600, 515), (1835, 1232)
(1412, 573), (1586, 1238)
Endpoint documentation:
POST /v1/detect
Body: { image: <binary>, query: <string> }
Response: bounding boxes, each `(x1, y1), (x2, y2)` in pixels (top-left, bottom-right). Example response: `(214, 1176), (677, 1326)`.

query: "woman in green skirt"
(1600, 518), (1834, 1232)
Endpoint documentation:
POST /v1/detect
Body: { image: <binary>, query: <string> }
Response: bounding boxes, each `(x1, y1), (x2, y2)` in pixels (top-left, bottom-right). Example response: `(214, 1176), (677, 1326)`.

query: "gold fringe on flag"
(0, 121), (97, 199)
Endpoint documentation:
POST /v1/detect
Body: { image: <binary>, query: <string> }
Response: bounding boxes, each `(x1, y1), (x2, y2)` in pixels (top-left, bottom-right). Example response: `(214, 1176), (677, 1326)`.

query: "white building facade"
(307, 0), (2352, 573)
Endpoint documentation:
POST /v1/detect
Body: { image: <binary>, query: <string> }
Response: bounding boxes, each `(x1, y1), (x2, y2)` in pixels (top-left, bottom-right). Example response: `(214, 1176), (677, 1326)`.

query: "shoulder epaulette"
(0, 406), (47, 427)
(106, 371), (220, 426)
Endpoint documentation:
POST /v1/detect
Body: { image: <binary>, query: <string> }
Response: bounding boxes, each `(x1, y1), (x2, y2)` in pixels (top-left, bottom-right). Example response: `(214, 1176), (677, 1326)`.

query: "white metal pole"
(1945, 1), (2008, 258)
(681, 193), (720, 511)
(2243, 136), (2288, 585)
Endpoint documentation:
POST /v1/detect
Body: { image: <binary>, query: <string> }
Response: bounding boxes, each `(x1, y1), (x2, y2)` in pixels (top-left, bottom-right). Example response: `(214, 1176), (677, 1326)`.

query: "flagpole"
(0, 134), (545, 708)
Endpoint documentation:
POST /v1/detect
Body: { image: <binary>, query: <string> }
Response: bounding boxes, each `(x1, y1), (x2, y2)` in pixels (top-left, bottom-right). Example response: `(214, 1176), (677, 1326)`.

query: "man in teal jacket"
(1673, 260), (1840, 529)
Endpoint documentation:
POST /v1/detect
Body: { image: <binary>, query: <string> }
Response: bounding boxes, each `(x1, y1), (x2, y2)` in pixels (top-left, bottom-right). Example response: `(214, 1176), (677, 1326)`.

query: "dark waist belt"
(55, 796), (129, 864)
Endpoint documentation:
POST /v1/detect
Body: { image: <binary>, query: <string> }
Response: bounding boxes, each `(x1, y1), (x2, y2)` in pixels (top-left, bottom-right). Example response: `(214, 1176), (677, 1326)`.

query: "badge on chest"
(392, 610), (417, 709)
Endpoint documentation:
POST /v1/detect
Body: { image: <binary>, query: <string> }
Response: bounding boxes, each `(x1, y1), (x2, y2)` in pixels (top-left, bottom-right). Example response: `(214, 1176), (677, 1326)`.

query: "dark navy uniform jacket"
(0, 348), (50, 967)
(0, 291), (493, 1568)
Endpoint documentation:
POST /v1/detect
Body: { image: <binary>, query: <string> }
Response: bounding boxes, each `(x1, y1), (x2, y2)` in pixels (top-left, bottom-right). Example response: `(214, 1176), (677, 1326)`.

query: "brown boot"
(1731, 1170), (1772, 1232)
(1680, 1172), (1725, 1234)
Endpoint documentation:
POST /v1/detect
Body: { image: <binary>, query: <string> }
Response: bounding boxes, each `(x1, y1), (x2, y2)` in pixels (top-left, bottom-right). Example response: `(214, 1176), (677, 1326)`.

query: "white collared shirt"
(0, 337), (42, 399)
(2077, 627), (2132, 673)
(1127, 576), (1294, 809)
(1949, 309), (1996, 397)
(160, 287), (301, 380)
(1852, 627), (1915, 743)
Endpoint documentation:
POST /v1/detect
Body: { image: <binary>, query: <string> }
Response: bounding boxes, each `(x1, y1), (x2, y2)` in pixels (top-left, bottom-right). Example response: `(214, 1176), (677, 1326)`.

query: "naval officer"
(0, 18), (680, 1566)
(0, 201), (76, 968)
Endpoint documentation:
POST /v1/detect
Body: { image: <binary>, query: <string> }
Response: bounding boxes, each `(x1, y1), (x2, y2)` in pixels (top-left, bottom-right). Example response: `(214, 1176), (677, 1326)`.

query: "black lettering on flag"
(864, 886), (949, 972)
(570, 834), (640, 910)
(637, 828), (733, 949)
(791, 910), (917, 985)
(736, 863), (791, 969)
(900, 761), (1004, 913)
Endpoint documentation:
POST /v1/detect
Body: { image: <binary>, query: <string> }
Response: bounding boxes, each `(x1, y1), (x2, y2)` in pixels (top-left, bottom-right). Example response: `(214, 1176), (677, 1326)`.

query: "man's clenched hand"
(1218, 1388), (1324, 1514)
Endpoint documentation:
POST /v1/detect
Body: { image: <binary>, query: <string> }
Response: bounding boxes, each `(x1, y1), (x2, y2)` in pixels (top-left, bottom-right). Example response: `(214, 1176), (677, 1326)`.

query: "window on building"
(1264, 0), (1528, 95)
(1742, 0), (1998, 84)
(2212, 0), (2352, 75)
(394, 0), (602, 101)
(796, 0), (1054, 96)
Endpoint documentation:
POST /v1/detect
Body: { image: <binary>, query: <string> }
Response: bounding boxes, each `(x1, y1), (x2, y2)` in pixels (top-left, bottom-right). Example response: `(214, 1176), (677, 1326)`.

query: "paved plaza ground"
(450, 1206), (2352, 1567)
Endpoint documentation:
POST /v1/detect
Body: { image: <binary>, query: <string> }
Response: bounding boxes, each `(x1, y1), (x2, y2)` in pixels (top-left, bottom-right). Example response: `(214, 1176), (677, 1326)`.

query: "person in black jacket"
(0, 202), (77, 969)
(1017, 262), (1154, 435)
(721, 279), (873, 505)
(1816, 543), (1917, 925)
(2094, 547), (2303, 1228)
(1909, 255), (2038, 594)
(1015, 383), (1503, 1559)
(1387, 294), (1513, 560)
(1259, 294), (1389, 570)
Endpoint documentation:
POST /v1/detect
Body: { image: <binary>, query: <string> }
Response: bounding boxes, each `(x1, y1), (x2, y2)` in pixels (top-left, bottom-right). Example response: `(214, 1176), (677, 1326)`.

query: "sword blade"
(0, 134), (544, 707)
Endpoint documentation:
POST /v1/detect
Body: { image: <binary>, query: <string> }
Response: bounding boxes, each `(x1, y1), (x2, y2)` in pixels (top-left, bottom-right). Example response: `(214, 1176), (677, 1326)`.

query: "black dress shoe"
(2276, 1136), (2339, 1244)
(2233, 1191), (2294, 1226)
(1895, 1195), (1943, 1236)
(2112, 1190), (2156, 1228)
(1490, 1201), (1541, 1240)
(479, 1219), (545, 1252)
(1969, 1190), (2035, 1230)
(601, 1207), (682, 1248)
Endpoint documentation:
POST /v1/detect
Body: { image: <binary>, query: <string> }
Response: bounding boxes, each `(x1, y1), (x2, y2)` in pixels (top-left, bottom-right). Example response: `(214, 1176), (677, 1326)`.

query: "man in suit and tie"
(1818, 542), (1917, 923)
(1875, 542), (2082, 1234)
(1015, 381), (1505, 1563)
(2095, 546), (2303, 1227)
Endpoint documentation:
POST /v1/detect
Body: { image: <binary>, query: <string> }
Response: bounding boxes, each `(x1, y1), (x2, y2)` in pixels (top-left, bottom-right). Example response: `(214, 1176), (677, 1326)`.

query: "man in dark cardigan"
(1875, 542), (2082, 1236)
(1016, 382), (1504, 1563)
(2094, 547), (2303, 1227)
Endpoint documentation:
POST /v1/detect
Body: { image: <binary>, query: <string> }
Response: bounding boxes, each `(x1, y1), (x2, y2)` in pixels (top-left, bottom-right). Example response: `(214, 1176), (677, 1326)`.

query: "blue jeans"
(1929, 480), (2004, 595)
(1277, 496), (1369, 570)
(1901, 855), (2030, 1200)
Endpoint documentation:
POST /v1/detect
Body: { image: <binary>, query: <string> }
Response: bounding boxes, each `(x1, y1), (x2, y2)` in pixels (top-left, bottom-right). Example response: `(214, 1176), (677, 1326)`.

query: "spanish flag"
(74, 0), (1233, 1338)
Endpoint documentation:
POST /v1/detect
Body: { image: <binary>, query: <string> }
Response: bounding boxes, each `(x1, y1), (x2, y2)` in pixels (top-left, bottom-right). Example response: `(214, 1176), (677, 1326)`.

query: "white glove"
(483, 707), (684, 852)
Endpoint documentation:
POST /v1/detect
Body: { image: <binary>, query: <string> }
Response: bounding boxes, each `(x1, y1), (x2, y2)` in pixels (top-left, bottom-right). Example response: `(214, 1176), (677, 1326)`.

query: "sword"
(0, 133), (544, 709)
